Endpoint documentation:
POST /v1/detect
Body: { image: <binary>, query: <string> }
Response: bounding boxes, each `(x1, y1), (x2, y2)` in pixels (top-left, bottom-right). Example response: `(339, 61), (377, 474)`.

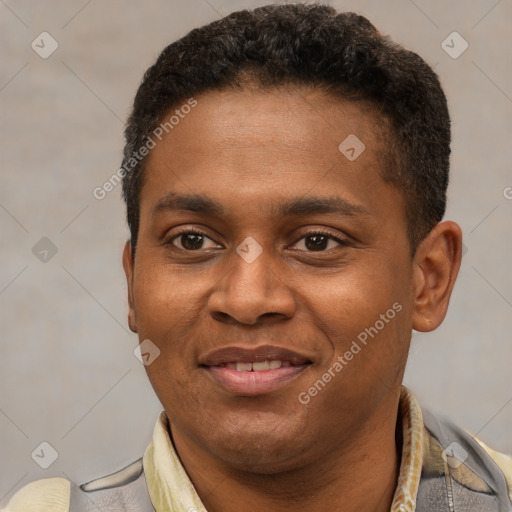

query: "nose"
(207, 239), (296, 326)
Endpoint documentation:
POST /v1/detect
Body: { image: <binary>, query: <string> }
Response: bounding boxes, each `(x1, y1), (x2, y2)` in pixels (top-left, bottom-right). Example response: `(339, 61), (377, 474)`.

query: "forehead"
(154, 85), (388, 160)
(139, 85), (399, 222)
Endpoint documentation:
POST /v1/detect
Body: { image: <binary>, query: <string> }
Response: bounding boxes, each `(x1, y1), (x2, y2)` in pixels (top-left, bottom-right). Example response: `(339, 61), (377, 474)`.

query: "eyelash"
(165, 227), (349, 252)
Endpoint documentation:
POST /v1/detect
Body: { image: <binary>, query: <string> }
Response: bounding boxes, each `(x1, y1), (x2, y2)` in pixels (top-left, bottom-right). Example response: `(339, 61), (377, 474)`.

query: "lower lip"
(205, 365), (310, 395)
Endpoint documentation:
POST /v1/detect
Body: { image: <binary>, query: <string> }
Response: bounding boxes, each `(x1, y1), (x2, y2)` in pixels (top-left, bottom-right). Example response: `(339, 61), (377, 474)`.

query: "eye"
(167, 230), (220, 251)
(292, 231), (349, 252)
(165, 229), (349, 253)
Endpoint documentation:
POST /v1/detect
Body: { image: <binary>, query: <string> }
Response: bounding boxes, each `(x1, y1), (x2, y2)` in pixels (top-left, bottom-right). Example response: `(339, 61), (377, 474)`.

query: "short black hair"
(121, 3), (450, 256)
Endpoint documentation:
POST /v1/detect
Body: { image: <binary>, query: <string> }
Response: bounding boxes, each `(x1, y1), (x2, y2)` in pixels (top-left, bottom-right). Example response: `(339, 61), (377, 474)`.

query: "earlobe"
(412, 221), (463, 332)
(122, 241), (138, 333)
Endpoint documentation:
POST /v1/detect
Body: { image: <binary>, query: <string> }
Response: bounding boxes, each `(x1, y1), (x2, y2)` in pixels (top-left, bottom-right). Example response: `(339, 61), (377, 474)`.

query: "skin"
(123, 85), (462, 512)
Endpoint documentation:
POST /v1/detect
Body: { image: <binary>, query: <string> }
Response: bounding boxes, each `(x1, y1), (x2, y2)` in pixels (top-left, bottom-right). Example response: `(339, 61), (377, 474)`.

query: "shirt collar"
(390, 385), (425, 511)
(143, 385), (424, 512)
(143, 415), (206, 512)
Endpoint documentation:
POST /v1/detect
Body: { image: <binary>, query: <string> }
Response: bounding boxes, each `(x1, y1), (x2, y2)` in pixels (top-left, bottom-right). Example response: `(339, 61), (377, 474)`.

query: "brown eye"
(293, 232), (348, 252)
(168, 231), (219, 251)
(304, 234), (330, 251)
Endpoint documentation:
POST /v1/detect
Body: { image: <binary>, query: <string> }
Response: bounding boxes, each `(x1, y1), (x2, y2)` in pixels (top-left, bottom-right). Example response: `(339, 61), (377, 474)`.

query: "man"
(3, 4), (511, 511)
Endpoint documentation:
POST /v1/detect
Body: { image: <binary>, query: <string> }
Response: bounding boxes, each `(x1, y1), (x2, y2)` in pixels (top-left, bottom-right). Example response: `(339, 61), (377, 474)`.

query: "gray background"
(1, 0), (511, 502)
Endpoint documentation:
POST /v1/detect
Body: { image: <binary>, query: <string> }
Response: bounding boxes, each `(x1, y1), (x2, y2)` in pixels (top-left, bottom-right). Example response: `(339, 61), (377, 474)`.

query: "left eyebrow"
(276, 196), (372, 217)
(152, 192), (372, 218)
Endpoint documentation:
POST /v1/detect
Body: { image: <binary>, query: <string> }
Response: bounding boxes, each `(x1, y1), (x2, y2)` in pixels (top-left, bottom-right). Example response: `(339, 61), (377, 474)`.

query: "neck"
(170, 398), (402, 512)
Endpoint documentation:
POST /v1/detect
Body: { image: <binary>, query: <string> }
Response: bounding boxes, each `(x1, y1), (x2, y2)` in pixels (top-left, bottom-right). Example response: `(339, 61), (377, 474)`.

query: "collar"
(143, 385), (425, 512)
(390, 385), (425, 511)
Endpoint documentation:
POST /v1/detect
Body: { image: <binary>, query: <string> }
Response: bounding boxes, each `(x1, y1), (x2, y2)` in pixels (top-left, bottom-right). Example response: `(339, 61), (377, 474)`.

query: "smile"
(200, 344), (313, 395)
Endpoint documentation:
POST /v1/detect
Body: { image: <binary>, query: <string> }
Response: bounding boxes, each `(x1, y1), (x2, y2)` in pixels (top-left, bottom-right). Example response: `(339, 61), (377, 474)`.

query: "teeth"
(236, 362), (253, 372)
(227, 360), (285, 371)
(252, 361), (270, 371)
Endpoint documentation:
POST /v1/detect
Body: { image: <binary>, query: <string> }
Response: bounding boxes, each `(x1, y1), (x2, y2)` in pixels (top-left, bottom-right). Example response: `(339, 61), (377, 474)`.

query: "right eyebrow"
(152, 192), (372, 219)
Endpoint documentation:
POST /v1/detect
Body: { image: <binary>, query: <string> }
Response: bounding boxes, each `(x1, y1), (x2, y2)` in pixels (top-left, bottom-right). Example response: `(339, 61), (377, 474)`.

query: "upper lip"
(200, 345), (313, 366)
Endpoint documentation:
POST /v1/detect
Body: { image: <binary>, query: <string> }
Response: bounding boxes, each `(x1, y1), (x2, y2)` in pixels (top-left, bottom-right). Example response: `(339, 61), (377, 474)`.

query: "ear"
(122, 241), (138, 333)
(412, 221), (463, 332)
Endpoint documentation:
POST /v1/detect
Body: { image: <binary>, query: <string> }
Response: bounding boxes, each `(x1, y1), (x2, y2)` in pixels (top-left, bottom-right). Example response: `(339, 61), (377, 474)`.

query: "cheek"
(133, 264), (197, 336)
(304, 259), (403, 333)
(136, 270), (203, 391)
(305, 257), (411, 381)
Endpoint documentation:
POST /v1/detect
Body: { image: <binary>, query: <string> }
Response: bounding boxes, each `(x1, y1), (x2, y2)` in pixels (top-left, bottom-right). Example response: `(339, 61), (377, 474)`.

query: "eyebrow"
(153, 192), (372, 218)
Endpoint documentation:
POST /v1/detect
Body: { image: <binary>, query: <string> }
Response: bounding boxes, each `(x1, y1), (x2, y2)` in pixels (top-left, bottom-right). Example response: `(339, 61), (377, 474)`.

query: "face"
(124, 86), (417, 473)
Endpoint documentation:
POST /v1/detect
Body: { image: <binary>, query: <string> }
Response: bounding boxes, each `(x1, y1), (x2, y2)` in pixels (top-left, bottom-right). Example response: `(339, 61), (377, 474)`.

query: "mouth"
(200, 345), (313, 396)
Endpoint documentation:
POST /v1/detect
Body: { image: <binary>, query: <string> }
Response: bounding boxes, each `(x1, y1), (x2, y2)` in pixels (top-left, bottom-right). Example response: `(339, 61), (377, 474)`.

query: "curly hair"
(121, 3), (450, 256)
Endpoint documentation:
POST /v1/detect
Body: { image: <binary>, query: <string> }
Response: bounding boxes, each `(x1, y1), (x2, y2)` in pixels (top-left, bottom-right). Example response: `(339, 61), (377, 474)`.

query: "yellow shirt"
(2, 386), (511, 511)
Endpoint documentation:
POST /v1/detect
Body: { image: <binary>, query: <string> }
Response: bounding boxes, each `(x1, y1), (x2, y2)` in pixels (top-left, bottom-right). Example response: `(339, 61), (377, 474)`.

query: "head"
(121, 4), (462, 474)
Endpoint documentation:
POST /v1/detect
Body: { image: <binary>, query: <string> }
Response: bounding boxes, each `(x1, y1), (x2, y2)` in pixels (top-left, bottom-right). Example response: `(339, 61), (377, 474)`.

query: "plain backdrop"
(1, 0), (511, 502)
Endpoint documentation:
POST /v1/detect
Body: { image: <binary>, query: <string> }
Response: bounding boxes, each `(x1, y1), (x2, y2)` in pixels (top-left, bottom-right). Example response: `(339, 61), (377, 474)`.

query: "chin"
(217, 444), (307, 475)
(205, 416), (314, 474)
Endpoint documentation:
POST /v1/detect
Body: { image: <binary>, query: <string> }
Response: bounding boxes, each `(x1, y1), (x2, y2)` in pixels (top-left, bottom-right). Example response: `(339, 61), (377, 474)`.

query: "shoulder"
(475, 437), (512, 502)
(1, 459), (147, 512)
(1, 477), (70, 512)
(421, 408), (512, 506)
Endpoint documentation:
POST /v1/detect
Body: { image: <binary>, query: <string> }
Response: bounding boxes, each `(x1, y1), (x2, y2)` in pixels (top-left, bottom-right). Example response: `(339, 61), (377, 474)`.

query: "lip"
(200, 345), (312, 366)
(206, 365), (309, 395)
(200, 345), (313, 396)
